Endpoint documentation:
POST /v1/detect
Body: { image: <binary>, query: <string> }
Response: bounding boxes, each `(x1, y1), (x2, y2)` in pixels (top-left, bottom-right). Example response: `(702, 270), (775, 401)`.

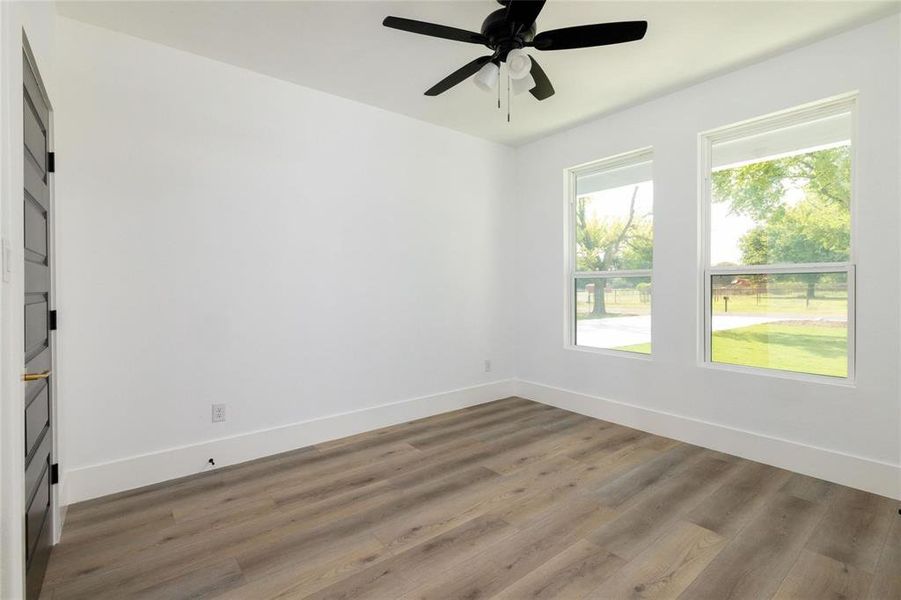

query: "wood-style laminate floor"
(42, 398), (900, 600)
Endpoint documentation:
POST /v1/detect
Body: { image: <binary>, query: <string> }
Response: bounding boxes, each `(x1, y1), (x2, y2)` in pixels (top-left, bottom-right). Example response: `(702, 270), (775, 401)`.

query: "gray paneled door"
(22, 48), (54, 600)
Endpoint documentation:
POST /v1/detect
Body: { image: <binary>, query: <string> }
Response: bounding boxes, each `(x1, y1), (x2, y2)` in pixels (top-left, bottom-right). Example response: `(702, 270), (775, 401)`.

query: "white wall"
(0, 2), (58, 596)
(49, 13), (901, 505)
(53, 17), (515, 503)
(514, 16), (900, 499)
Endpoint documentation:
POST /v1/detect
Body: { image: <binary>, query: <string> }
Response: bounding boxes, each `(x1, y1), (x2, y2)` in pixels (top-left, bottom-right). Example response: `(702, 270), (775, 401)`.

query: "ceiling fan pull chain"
(507, 70), (511, 123)
(497, 71), (501, 109)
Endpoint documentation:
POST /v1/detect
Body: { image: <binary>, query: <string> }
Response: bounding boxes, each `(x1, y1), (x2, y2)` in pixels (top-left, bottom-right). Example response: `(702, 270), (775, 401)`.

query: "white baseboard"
(64, 379), (516, 504)
(64, 377), (899, 504)
(515, 379), (901, 500)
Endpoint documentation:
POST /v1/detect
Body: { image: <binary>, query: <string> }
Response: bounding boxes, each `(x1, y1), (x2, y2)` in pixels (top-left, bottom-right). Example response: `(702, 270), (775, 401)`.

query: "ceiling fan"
(382, 0), (648, 102)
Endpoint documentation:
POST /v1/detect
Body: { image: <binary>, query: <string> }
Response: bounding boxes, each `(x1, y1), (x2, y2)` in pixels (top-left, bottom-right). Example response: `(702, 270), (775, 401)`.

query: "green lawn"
(617, 341), (652, 354)
(618, 322), (847, 377)
(602, 343), (650, 355)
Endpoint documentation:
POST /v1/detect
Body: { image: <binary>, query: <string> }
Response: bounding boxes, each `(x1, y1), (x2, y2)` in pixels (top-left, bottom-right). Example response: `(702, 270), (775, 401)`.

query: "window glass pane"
(710, 113), (851, 267)
(575, 276), (651, 354)
(710, 272), (848, 377)
(575, 163), (653, 272)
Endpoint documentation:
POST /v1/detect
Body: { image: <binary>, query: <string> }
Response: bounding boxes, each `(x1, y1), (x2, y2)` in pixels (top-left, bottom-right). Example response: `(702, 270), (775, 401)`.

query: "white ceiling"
(57, 1), (899, 146)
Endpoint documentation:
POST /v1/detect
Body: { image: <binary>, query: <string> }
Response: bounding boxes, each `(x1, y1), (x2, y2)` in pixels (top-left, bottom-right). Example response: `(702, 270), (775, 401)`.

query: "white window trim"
(697, 93), (858, 384)
(564, 147), (654, 358)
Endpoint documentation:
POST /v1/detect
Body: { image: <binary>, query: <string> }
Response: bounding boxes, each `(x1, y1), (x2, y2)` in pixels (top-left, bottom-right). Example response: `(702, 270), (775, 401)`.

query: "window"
(567, 149), (653, 354)
(701, 96), (855, 379)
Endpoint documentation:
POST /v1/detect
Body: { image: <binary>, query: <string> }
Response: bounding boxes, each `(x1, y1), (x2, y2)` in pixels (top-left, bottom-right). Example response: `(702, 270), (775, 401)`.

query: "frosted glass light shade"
(512, 73), (536, 96)
(473, 62), (500, 92)
(506, 49), (532, 80)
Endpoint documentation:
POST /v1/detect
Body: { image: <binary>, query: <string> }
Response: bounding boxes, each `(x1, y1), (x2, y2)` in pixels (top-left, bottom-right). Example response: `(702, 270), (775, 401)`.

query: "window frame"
(564, 147), (654, 358)
(697, 94), (858, 384)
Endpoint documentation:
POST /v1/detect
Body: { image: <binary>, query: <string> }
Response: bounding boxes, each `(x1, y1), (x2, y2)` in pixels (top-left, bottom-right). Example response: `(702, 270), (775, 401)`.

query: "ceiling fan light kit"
(512, 72), (537, 96)
(505, 48), (532, 80)
(474, 61), (501, 92)
(382, 0), (648, 121)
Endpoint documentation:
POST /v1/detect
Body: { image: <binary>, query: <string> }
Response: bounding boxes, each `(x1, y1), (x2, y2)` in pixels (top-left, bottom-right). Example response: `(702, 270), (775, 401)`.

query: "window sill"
(698, 360), (856, 387)
(564, 344), (653, 361)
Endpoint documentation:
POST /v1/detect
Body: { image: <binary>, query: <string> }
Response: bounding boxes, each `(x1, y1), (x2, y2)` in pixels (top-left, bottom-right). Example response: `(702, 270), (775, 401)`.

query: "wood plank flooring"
(41, 398), (899, 600)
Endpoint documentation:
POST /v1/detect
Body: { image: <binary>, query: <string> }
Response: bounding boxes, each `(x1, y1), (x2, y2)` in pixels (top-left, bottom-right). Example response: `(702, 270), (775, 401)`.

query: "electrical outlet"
(212, 403), (226, 423)
(484, 359), (492, 373)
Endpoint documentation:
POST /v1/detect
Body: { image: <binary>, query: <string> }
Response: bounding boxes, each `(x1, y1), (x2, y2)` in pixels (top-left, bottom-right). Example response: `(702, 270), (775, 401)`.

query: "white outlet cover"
(212, 403), (226, 423)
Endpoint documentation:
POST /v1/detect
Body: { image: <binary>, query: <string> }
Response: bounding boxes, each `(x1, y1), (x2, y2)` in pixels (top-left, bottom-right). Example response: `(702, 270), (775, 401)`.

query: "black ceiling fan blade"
(530, 21), (648, 51)
(505, 0), (547, 29)
(425, 56), (494, 96)
(383, 16), (489, 45)
(528, 56), (554, 101)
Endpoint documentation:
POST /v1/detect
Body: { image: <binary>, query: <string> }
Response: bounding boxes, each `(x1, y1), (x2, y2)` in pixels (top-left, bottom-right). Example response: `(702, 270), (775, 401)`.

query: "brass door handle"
(23, 370), (51, 381)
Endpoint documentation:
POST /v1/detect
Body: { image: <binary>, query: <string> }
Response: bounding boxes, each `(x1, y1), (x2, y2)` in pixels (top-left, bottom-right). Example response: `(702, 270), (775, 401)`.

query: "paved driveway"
(576, 314), (846, 350)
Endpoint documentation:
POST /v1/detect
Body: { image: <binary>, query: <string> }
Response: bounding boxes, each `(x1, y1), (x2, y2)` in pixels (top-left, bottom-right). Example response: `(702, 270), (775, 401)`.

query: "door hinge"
(50, 463), (59, 485)
(47, 152), (55, 173)
(49, 309), (57, 331)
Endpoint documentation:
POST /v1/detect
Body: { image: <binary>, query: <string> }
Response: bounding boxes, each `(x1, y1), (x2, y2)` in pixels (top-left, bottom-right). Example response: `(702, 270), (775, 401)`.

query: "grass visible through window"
(709, 322), (847, 377)
(618, 322), (847, 377)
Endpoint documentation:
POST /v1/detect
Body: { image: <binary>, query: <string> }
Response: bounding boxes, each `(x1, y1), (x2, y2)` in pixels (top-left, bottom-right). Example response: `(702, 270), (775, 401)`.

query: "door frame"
(0, 23), (59, 598)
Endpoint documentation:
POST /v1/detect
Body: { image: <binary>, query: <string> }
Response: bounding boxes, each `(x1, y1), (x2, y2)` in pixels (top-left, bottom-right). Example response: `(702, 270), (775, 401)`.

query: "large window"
(568, 149), (653, 354)
(701, 96), (855, 379)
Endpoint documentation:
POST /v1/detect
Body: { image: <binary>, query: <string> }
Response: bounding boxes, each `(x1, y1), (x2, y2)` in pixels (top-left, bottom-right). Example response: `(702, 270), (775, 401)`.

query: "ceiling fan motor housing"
(481, 8), (536, 60)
